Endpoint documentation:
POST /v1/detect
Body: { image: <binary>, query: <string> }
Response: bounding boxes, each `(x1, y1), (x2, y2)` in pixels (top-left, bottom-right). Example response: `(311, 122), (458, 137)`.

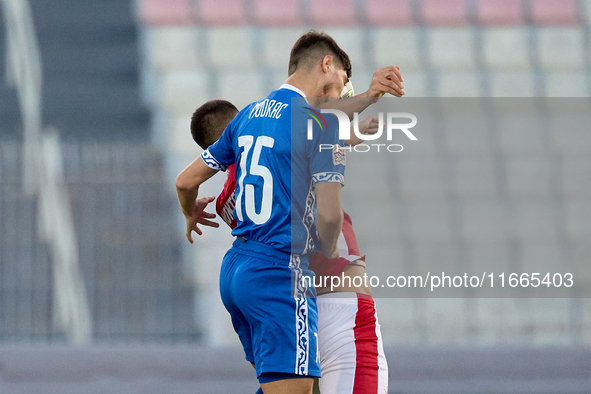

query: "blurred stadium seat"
(521, 242), (566, 275)
(443, 112), (490, 154)
(144, 27), (202, 72)
(496, 113), (546, 155)
(429, 28), (476, 70)
(167, 114), (199, 153)
(482, 28), (531, 70)
(270, 69), (290, 91)
(561, 158), (591, 199)
(585, 0), (591, 23)
(408, 202), (453, 240)
(549, 113), (591, 154)
(309, 0), (356, 26)
(467, 242), (511, 273)
(413, 242), (461, 280)
(323, 28), (367, 71)
(514, 202), (557, 240)
(261, 28), (306, 70)
(537, 28), (585, 70)
(424, 300), (468, 340)
(505, 158), (552, 199)
(196, 0), (247, 26)
(478, 0), (523, 26)
(397, 71), (429, 96)
(372, 28), (422, 71)
(438, 71), (482, 96)
(544, 72), (589, 97)
(218, 71), (267, 109)
(452, 157), (497, 198)
(345, 71), (372, 95)
(421, 0), (468, 26)
(398, 157), (446, 198)
(365, 0), (414, 27)
(138, 0), (192, 25)
(208, 27), (256, 70)
(565, 200), (591, 240)
(254, 0), (302, 26)
(531, 0), (579, 26)
(461, 202), (507, 241)
(160, 71), (209, 113)
(489, 71), (536, 97)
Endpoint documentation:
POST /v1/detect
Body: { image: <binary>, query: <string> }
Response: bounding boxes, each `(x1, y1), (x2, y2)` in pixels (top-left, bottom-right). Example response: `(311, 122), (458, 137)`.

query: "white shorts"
(317, 292), (388, 394)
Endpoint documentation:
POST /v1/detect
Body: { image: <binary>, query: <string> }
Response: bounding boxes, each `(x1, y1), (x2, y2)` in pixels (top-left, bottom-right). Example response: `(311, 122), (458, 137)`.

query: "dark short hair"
(288, 31), (352, 78)
(191, 100), (238, 149)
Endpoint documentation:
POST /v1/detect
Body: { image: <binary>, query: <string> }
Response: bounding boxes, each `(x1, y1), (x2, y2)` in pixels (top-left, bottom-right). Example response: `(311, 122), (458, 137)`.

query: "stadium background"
(1, 0), (590, 392)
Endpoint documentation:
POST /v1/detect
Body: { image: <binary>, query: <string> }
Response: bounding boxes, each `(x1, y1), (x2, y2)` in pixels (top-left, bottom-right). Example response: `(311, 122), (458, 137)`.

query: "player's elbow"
(317, 207), (343, 228)
(175, 172), (195, 192)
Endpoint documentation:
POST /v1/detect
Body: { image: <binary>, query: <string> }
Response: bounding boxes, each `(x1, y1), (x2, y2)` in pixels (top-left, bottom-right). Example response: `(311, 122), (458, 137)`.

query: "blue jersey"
(201, 85), (345, 255)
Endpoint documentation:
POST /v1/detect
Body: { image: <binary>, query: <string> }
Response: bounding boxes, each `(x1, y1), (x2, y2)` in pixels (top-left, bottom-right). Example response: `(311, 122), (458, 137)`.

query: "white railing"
(2, 0), (92, 345)
(2, 0), (41, 194)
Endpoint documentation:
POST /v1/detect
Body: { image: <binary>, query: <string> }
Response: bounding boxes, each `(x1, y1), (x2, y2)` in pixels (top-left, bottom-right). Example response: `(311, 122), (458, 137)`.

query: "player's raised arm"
(307, 108), (347, 259)
(175, 157), (220, 243)
(317, 66), (405, 119)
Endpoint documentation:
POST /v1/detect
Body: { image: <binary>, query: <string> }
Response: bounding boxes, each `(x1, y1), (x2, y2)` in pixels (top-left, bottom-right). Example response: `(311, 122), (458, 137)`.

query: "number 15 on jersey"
(235, 135), (275, 225)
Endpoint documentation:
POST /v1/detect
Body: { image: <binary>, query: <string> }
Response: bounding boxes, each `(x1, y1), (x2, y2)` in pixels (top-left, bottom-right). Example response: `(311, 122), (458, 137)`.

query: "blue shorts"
(219, 238), (320, 380)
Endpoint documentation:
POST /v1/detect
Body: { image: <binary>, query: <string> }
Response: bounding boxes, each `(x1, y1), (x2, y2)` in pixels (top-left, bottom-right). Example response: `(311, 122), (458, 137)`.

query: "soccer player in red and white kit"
(190, 67), (403, 393)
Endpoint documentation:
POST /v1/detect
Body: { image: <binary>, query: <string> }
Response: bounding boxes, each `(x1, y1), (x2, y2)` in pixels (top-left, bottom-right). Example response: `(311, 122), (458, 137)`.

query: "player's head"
(288, 31), (351, 99)
(191, 100), (238, 149)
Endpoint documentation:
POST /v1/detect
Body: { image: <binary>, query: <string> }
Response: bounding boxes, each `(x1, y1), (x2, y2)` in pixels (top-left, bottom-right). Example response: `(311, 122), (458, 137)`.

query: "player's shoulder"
(233, 101), (259, 123)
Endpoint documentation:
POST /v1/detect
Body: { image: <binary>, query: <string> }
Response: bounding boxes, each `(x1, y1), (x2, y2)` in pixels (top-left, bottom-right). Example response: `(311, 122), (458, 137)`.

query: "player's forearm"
(316, 209), (343, 258)
(175, 157), (217, 217)
(315, 182), (344, 258)
(176, 184), (199, 217)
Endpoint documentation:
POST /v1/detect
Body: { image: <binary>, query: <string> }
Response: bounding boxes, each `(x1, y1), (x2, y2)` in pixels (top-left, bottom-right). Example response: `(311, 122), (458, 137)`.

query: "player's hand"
(367, 66), (404, 99)
(185, 196), (219, 243)
(346, 115), (383, 146)
(358, 115), (382, 136)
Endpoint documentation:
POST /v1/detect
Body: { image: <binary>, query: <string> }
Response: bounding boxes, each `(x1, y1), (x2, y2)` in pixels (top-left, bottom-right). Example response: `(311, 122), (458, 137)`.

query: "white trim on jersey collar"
(279, 84), (309, 104)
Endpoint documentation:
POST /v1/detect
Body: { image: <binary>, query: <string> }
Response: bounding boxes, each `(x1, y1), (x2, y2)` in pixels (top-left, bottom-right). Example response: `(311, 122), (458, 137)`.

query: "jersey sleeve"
(200, 121), (234, 172)
(309, 113), (345, 185)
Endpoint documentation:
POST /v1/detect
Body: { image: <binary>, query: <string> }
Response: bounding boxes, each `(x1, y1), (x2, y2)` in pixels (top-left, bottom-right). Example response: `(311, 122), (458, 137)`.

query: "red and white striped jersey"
(215, 166), (365, 277)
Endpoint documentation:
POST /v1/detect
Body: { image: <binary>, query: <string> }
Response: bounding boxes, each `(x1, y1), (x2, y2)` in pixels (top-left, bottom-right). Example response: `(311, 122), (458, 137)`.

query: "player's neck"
(284, 72), (325, 105)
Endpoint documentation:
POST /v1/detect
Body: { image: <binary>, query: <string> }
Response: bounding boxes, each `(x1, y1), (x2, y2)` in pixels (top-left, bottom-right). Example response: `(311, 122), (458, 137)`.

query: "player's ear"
(320, 55), (333, 74)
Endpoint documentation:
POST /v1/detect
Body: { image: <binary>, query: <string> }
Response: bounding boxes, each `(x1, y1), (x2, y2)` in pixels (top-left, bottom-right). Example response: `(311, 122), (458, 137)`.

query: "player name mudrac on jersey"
(249, 99), (289, 120)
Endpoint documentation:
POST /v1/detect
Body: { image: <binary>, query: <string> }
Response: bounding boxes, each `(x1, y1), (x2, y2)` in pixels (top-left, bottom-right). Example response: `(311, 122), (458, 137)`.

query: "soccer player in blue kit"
(176, 32), (352, 394)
